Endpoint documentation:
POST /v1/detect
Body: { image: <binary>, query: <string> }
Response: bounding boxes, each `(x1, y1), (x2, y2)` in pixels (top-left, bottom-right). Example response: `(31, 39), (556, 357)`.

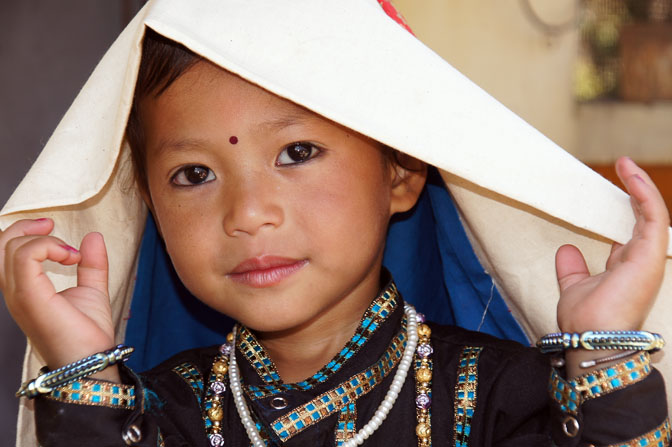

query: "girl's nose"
(222, 175), (284, 237)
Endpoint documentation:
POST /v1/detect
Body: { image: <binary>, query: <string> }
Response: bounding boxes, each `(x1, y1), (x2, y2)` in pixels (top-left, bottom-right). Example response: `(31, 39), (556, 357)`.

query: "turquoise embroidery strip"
(172, 362), (204, 405)
(606, 418), (670, 447)
(48, 379), (135, 409)
(270, 319), (407, 442)
(549, 352), (652, 417)
(239, 326), (282, 385)
(241, 283), (400, 400)
(453, 346), (483, 447)
(549, 369), (581, 415)
(570, 352), (651, 401)
(335, 403), (358, 446)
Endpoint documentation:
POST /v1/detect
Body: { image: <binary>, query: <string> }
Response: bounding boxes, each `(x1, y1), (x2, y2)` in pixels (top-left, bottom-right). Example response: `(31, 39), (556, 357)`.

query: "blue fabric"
(125, 167), (528, 372)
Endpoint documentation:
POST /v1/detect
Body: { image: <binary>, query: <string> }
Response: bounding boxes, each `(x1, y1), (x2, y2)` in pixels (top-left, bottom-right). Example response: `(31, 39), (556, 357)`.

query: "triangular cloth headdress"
(2, 1), (671, 444)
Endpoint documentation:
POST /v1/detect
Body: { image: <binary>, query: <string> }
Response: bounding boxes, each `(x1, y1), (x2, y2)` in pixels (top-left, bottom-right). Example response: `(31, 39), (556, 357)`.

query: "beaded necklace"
(205, 306), (434, 446)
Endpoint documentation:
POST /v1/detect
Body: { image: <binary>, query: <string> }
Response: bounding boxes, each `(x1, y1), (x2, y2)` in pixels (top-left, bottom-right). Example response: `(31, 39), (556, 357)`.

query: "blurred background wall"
(1, 0), (670, 443)
(394, 0), (672, 207)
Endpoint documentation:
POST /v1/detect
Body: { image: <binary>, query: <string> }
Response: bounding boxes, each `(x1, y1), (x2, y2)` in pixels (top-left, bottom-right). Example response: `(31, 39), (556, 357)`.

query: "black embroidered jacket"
(34, 282), (669, 446)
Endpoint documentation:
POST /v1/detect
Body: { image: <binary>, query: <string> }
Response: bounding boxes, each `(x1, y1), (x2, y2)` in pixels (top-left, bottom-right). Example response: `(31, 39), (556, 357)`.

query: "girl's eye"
(276, 142), (320, 166)
(172, 166), (216, 186)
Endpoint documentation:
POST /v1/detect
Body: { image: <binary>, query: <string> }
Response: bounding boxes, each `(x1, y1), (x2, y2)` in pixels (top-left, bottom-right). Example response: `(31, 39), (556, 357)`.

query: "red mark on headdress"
(377, 0), (415, 35)
(229, 136), (238, 144)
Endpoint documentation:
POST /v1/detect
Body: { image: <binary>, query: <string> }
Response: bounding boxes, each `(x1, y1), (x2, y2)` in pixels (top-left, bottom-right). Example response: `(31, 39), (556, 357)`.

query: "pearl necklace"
(228, 304), (419, 447)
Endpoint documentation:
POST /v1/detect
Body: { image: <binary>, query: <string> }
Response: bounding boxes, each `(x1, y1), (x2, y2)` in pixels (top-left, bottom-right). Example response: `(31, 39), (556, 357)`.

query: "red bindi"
(229, 136), (238, 145)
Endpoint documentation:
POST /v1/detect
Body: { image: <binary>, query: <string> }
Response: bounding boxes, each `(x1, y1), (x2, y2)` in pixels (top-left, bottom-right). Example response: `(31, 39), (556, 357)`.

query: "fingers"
(605, 241), (624, 270)
(555, 244), (590, 292)
(4, 235), (81, 300)
(0, 218), (54, 242)
(615, 158), (670, 256)
(0, 218), (55, 289)
(77, 232), (109, 296)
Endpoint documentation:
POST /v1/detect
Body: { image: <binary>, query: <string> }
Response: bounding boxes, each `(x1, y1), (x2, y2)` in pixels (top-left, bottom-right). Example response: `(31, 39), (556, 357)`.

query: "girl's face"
(140, 61), (414, 333)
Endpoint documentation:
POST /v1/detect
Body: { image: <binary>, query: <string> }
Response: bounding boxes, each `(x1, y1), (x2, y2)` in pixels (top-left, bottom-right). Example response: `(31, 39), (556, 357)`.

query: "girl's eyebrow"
(154, 137), (210, 156)
(256, 108), (316, 132)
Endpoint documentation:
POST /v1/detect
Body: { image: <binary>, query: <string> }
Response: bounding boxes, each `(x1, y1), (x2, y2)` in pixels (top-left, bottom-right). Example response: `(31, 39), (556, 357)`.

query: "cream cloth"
(2, 0), (670, 444)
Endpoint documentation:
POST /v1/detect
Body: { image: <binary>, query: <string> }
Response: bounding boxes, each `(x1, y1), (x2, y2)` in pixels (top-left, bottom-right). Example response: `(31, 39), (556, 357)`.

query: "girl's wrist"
(564, 349), (626, 378)
(90, 365), (121, 384)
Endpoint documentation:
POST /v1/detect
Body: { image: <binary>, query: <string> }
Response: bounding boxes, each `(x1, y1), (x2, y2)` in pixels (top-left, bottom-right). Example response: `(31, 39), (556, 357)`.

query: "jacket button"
(122, 424), (142, 445)
(561, 415), (580, 437)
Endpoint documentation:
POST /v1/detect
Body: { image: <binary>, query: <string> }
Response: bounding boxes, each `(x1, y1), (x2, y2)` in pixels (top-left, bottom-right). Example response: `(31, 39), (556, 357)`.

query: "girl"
(1, 1), (670, 445)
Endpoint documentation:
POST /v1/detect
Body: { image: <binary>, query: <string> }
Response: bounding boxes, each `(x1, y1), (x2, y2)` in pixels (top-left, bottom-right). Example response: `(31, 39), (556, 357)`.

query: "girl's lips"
(228, 256), (308, 288)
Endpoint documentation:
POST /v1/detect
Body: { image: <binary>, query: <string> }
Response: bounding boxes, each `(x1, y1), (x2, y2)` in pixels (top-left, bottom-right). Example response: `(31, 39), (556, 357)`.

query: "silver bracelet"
(16, 345), (134, 399)
(536, 330), (665, 354)
(579, 350), (637, 369)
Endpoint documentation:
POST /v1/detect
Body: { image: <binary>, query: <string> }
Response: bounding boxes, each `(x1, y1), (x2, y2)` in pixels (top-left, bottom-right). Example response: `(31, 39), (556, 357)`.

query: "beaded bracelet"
(16, 345), (134, 399)
(537, 330), (664, 354)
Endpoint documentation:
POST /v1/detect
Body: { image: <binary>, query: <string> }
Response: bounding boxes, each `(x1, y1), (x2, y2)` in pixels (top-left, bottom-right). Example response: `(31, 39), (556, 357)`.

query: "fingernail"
(33, 218), (48, 222)
(59, 244), (79, 254)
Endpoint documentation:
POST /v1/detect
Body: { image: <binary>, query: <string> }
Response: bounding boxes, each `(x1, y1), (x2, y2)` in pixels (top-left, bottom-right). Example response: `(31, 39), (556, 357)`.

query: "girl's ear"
(388, 152), (427, 216)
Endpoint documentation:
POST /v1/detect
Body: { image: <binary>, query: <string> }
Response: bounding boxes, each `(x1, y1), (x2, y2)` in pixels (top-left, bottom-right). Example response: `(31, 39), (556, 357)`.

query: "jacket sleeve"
(34, 365), (161, 447)
(486, 348), (669, 447)
(549, 352), (669, 447)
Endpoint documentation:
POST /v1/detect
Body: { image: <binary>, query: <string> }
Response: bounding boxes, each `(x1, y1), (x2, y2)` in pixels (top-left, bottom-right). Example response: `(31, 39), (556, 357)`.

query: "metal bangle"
(16, 345), (134, 399)
(536, 330), (664, 354)
(579, 350), (637, 368)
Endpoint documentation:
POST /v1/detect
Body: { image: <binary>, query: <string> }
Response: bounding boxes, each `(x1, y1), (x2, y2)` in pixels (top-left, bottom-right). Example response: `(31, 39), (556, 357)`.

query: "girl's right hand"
(0, 218), (120, 382)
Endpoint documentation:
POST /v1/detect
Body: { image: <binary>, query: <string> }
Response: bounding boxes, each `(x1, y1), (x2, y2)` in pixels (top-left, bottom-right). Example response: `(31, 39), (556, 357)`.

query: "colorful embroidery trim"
(203, 352), (230, 434)
(335, 402), (358, 446)
(414, 321), (433, 446)
(238, 325), (282, 385)
(453, 346), (483, 447)
(550, 351), (653, 416)
(47, 379), (135, 409)
(570, 352), (651, 400)
(241, 282), (399, 399)
(172, 362), (204, 405)
(549, 369), (581, 415)
(605, 418), (671, 447)
(270, 319), (407, 442)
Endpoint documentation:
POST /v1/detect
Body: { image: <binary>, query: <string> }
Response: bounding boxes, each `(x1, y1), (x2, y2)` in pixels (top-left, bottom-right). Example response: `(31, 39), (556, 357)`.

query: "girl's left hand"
(555, 157), (670, 334)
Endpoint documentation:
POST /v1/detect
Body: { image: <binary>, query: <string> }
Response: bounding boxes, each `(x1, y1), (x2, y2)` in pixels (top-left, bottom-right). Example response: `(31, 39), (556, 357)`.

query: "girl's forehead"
(156, 60), (325, 127)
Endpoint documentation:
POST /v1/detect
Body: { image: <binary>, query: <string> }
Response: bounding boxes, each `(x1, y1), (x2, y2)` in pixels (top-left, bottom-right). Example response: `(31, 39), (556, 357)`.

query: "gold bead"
(212, 361), (229, 375)
(226, 332), (235, 343)
(416, 422), (431, 439)
(417, 324), (431, 338)
(208, 406), (224, 421)
(416, 366), (432, 383)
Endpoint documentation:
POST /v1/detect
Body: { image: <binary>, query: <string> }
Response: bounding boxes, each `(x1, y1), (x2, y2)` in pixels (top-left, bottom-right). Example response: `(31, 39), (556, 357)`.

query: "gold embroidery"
(549, 352), (653, 417)
(453, 347), (483, 447)
(270, 321), (407, 441)
(604, 418), (671, 447)
(571, 352), (651, 401)
(414, 323), (433, 446)
(46, 379), (135, 409)
(240, 282), (400, 392)
(334, 403), (358, 446)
